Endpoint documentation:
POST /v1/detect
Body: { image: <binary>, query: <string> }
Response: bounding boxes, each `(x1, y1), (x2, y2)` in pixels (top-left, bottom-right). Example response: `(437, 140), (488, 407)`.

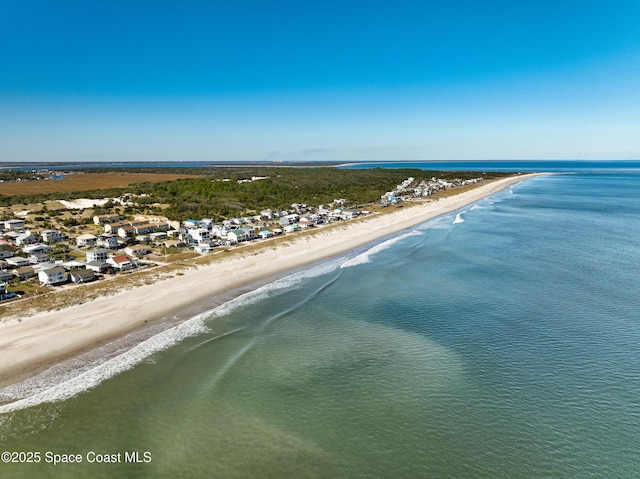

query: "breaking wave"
(340, 230), (422, 268)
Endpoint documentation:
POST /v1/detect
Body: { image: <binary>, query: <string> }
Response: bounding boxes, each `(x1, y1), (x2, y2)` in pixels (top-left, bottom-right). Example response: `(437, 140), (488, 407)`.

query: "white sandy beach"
(0, 174), (539, 388)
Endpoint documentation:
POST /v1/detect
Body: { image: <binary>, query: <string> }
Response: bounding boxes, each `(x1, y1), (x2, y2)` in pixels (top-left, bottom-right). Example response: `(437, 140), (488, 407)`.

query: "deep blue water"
(1, 172), (640, 478)
(339, 159), (640, 172)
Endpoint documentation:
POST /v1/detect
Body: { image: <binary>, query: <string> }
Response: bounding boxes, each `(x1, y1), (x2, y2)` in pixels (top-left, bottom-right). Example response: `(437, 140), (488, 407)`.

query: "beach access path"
(0, 174), (541, 388)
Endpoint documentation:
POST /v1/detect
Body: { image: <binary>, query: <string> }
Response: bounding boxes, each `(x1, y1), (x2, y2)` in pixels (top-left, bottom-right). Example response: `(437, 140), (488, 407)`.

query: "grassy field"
(0, 172), (202, 195)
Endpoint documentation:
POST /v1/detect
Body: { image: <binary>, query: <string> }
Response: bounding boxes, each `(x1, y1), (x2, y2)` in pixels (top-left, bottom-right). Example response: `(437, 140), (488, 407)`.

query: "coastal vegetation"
(0, 167), (511, 220)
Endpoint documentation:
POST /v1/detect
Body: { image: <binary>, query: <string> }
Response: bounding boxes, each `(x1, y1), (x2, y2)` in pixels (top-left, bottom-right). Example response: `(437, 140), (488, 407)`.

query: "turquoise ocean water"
(1, 166), (640, 478)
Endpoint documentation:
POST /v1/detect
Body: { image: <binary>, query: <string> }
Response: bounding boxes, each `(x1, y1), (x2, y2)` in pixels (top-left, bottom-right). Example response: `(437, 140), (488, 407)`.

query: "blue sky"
(1, 0), (640, 162)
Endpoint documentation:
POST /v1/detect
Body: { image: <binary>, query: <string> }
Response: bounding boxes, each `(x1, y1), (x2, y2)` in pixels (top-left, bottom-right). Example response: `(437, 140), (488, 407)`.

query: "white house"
(38, 266), (68, 285)
(188, 228), (210, 243)
(16, 232), (39, 246)
(258, 230), (273, 239)
(86, 248), (110, 263)
(124, 245), (151, 256)
(193, 243), (214, 253)
(279, 214), (299, 226)
(76, 234), (97, 248)
(93, 214), (120, 225)
(41, 230), (64, 243)
(108, 255), (136, 271)
(3, 219), (25, 230)
(5, 256), (30, 268)
(96, 234), (119, 249)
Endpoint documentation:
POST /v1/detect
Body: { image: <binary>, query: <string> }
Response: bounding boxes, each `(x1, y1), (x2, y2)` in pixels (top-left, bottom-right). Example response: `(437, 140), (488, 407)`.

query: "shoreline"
(0, 173), (542, 392)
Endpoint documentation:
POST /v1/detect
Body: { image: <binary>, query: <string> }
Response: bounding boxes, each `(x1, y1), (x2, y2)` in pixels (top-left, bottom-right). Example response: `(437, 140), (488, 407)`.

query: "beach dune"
(0, 174), (538, 389)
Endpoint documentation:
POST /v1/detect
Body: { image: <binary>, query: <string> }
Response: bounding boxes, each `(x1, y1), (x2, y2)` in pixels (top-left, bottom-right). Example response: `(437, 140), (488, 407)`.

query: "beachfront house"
(258, 230), (273, 239)
(86, 248), (110, 263)
(38, 266), (68, 285)
(193, 242), (214, 253)
(86, 260), (110, 273)
(13, 266), (35, 281)
(76, 234), (97, 248)
(279, 214), (299, 226)
(108, 255), (136, 271)
(70, 269), (97, 284)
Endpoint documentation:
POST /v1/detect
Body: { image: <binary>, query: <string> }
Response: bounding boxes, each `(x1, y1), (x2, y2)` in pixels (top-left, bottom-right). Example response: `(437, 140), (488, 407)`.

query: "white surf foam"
(0, 314), (210, 414)
(210, 259), (342, 317)
(340, 230), (422, 269)
(453, 212), (465, 224)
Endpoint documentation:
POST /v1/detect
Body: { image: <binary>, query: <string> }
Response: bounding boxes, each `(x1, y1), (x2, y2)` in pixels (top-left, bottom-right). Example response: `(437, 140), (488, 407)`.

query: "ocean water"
(1, 172), (640, 478)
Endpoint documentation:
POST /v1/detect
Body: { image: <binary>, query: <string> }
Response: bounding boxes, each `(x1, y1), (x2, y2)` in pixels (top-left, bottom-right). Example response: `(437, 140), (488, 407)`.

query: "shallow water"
(1, 173), (640, 478)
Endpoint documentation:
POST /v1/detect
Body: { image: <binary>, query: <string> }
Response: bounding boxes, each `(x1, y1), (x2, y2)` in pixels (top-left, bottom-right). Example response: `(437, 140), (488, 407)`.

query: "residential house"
(279, 214), (299, 226)
(133, 223), (157, 235)
(76, 234), (98, 248)
(258, 230), (273, 239)
(104, 221), (131, 234)
(13, 266), (35, 281)
(183, 219), (199, 228)
(193, 243), (214, 253)
(226, 230), (244, 243)
(0, 271), (14, 282)
(5, 256), (30, 268)
(0, 250), (14, 260)
(108, 255), (136, 271)
(187, 228), (210, 243)
(124, 244), (151, 256)
(238, 227), (256, 240)
(41, 230), (64, 243)
(93, 214), (120, 225)
(96, 234), (119, 249)
(15, 232), (39, 246)
(86, 248), (110, 263)
(3, 219), (25, 231)
(70, 269), (97, 284)
(86, 260), (110, 273)
(283, 224), (299, 233)
(117, 226), (135, 238)
(38, 266), (68, 285)
(26, 247), (50, 264)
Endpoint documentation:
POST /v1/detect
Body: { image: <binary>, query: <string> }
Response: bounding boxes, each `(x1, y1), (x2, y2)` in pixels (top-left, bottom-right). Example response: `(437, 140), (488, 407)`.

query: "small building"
(70, 269), (97, 284)
(76, 234), (98, 248)
(13, 266), (35, 281)
(93, 214), (120, 225)
(124, 244), (151, 256)
(86, 248), (110, 263)
(193, 243), (214, 253)
(38, 266), (68, 285)
(279, 214), (300, 226)
(86, 260), (111, 273)
(133, 223), (157, 235)
(258, 230), (273, 239)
